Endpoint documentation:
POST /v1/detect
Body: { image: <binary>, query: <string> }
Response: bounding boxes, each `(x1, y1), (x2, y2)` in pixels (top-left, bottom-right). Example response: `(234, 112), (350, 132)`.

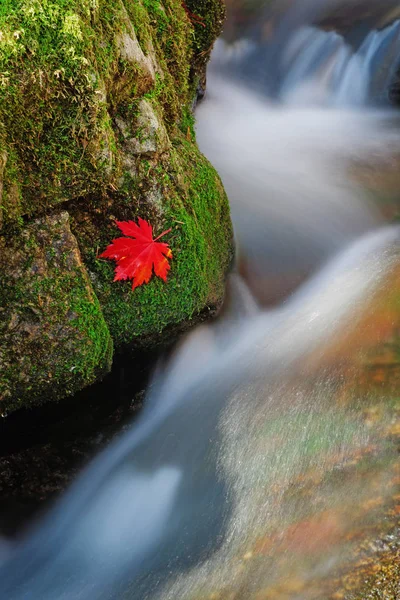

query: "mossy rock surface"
(0, 0), (233, 411)
(0, 212), (113, 413)
(70, 139), (233, 347)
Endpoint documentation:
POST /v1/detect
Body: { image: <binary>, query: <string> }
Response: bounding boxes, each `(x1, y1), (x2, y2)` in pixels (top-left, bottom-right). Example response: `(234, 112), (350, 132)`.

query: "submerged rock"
(0, 0), (233, 412)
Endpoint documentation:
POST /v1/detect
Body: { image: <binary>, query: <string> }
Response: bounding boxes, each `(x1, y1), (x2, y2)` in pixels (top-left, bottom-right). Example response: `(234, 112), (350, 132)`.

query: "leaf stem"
(154, 228), (172, 241)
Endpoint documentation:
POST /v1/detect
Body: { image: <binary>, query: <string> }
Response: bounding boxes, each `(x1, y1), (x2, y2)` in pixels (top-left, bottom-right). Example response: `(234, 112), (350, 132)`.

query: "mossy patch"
(0, 0), (195, 226)
(183, 0), (226, 97)
(0, 0), (116, 221)
(70, 132), (233, 347)
(0, 212), (113, 412)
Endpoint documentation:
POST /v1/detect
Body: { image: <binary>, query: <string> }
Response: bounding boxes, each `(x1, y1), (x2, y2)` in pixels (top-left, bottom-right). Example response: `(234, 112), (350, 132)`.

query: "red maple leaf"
(99, 218), (172, 290)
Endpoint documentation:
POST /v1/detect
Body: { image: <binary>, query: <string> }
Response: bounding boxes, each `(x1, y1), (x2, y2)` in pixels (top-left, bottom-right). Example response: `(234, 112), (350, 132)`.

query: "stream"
(1, 1), (400, 599)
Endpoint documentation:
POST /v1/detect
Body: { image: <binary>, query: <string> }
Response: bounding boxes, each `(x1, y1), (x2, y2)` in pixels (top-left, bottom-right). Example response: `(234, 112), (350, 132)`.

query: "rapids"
(1, 1), (400, 599)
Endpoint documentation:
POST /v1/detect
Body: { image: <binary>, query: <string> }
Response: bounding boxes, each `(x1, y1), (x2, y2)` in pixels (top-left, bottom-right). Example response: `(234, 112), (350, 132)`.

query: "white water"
(196, 66), (400, 304)
(279, 20), (400, 105)
(0, 227), (399, 600)
(2, 4), (400, 600)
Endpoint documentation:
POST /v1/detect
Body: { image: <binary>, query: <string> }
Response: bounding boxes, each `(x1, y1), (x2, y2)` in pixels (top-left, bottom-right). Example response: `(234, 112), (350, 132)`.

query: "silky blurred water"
(1, 2), (400, 599)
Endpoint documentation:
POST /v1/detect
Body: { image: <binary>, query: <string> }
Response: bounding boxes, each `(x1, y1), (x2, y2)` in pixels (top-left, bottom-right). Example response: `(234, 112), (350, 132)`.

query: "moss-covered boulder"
(0, 0), (233, 412)
(0, 212), (113, 413)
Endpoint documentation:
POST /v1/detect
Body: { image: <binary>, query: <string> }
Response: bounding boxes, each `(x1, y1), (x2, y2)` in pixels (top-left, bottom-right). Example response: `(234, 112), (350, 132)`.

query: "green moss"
(183, 0), (225, 97)
(0, 0), (232, 409)
(179, 105), (196, 139)
(0, 0), (223, 227)
(70, 133), (233, 347)
(0, 213), (113, 413)
(0, 0), (113, 222)
(0, 0), (164, 226)
(0, 0), (203, 229)
(183, 0), (225, 55)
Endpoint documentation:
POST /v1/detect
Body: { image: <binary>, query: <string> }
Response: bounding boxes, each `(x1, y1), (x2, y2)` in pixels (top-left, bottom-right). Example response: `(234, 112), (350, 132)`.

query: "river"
(1, 1), (400, 599)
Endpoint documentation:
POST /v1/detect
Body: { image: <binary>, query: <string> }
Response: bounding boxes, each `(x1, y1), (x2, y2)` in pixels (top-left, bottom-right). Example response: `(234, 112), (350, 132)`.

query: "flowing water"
(2, 1), (400, 599)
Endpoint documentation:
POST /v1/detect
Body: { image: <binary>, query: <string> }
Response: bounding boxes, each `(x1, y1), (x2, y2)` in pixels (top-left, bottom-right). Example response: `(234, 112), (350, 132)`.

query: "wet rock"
(0, 0), (233, 410)
(118, 31), (156, 85)
(116, 100), (170, 158)
(0, 213), (112, 413)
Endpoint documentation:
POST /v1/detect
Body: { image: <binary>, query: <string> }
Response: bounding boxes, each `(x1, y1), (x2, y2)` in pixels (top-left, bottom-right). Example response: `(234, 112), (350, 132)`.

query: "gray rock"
(132, 100), (170, 156)
(144, 184), (165, 216)
(116, 100), (170, 159)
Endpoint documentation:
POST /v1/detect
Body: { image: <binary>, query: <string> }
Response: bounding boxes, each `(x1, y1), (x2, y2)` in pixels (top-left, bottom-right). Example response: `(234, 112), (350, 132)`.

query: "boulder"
(0, 213), (112, 413)
(0, 0), (233, 412)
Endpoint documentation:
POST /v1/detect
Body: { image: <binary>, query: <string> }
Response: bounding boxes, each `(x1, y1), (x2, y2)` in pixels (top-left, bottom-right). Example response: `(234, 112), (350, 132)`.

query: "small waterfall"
(280, 20), (400, 105)
(221, 15), (400, 106)
(196, 70), (400, 304)
(280, 27), (366, 105)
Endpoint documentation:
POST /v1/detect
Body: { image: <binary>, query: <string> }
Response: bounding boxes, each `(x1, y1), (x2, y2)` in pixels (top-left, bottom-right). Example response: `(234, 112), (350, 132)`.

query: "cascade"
(2, 2), (400, 599)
